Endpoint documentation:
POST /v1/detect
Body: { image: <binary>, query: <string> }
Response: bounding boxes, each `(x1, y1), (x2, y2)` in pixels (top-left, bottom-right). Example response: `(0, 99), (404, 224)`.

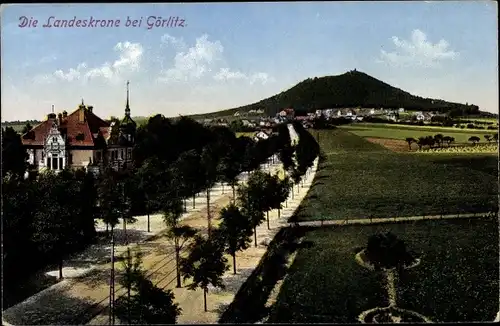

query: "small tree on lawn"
(119, 247), (143, 324)
(217, 204), (253, 274)
(468, 136), (480, 145)
(180, 235), (229, 312)
(365, 231), (415, 271)
(163, 196), (198, 288)
(115, 253), (181, 324)
(237, 172), (268, 247)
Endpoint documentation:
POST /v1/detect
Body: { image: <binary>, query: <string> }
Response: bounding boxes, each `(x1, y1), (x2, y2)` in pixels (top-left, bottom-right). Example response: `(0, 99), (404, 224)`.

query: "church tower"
(120, 80), (136, 143)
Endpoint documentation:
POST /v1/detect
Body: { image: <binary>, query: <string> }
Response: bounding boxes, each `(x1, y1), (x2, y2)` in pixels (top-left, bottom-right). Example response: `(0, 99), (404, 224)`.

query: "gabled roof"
(22, 105), (110, 147)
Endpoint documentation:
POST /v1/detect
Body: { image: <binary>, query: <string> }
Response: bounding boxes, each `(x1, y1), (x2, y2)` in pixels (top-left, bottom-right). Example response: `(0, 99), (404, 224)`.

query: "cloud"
(33, 41), (143, 84)
(85, 41), (143, 81)
(54, 63), (88, 81)
(158, 34), (223, 82)
(213, 68), (274, 85)
(249, 72), (274, 85)
(378, 29), (458, 67)
(214, 68), (247, 81)
(161, 34), (187, 50)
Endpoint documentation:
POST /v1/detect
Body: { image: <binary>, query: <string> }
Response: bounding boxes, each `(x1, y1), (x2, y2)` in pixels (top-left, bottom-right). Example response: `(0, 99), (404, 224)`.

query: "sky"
(1, 1), (498, 122)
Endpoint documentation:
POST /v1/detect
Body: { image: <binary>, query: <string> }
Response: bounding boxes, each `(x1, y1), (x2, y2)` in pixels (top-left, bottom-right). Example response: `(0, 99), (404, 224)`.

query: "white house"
(254, 130), (270, 141)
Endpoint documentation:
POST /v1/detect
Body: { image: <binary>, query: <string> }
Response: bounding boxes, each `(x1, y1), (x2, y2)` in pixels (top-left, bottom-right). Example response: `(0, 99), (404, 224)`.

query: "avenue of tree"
(2, 116), (320, 320)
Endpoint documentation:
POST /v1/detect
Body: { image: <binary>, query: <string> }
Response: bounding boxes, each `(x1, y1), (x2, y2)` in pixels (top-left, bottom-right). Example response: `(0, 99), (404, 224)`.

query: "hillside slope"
(190, 70), (480, 119)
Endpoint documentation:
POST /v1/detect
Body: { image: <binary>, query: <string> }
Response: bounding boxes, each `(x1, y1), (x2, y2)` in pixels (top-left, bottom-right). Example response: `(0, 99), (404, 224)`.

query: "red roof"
(22, 105), (110, 147)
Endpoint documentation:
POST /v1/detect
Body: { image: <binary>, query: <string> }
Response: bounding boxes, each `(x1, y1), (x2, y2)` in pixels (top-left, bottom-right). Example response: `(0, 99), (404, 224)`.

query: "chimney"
(58, 113), (63, 125)
(62, 110), (68, 118)
(79, 106), (85, 123)
(87, 105), (93, 113)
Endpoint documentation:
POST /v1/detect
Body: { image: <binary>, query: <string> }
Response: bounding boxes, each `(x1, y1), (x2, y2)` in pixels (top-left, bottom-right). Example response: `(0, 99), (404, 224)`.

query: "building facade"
(22, 83), (136, 175)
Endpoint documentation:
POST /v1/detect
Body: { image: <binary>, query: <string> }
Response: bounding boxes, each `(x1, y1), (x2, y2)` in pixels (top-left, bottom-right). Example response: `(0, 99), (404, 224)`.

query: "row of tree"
(2, 116), (281, 301)
(113, 121), (320, 323)
(405, 133), (499, 150)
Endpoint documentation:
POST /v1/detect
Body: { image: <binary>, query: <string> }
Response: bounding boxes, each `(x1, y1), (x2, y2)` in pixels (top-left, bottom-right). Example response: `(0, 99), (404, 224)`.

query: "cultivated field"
(340, 123), (495, 144)
(266, 219), (499, 323)
(235, 132), (256, 138)
(297, 129), (497, 221)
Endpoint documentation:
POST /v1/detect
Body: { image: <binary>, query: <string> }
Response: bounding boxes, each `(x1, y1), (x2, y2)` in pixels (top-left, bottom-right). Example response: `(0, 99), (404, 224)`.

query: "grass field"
(295, 129), (497, 221)
(339, 123), (495, 144)
(267, 219), (498, 323)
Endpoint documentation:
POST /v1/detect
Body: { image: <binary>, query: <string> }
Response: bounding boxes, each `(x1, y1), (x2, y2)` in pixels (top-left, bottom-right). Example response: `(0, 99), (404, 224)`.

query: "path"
(88, 157), (319, 325)
(293, 211), (495, 227)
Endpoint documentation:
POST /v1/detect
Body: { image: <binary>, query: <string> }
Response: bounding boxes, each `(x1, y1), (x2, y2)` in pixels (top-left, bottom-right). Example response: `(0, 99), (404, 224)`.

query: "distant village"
(195, 107), (447, 133)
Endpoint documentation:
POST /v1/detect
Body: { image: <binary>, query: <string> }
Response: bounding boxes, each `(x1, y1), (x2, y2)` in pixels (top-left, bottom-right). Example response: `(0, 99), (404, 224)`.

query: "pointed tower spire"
(125, 80), (130, 117)
(82, 98), (84, 106)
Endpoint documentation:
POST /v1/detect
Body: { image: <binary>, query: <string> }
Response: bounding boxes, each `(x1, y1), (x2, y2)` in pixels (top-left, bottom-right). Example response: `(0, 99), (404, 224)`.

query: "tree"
(274, 176), (291, 219)
(200, 144), (222, 238)
(433, 134), (444, 148)
(217, 142), (243, 203)
(21, 123), (33, 134)
(3, 174), (38, 284)
(263, 173), (280, 229)
(2, 126), (28, 177)
(468, 136), (480, 145)
(163, 196), (198, 288)
(180, 235), (229, 312)
(115, 252), (181, 324)
(365, 232), (415, 270)
(32, 171), (80, 279)
(442, 136), (453, 146)
(119, 247), (143, 324)
(217, 204), (253, 274)
(173, 149), (204, 210)
(97, 166), (123, 235)
(72, 169), (99, 244)
(237, 171), (269, 246)
(290, 169), (302, 199)
(405, 137), (417, 150)
(136, 157), (162, 232)
(416, 137), (425, 150)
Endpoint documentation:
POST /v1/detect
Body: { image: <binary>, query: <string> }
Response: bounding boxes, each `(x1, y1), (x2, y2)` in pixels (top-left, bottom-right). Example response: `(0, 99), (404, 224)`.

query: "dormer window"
(76, 133), (85, 141)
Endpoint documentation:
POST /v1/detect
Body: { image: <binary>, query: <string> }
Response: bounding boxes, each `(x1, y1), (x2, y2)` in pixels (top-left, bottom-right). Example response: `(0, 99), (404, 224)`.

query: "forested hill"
(191, 70), (480, 118)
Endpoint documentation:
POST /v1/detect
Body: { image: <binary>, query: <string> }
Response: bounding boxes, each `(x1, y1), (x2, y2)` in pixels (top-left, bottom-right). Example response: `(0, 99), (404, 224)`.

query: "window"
(47, 158), (51, 169)
(69, 154), (73, 164)
(121, 149), (124, 160)
(59, 158), (63, 170)
(128, 148), (132, 159)
(53, 157), (58, 170)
